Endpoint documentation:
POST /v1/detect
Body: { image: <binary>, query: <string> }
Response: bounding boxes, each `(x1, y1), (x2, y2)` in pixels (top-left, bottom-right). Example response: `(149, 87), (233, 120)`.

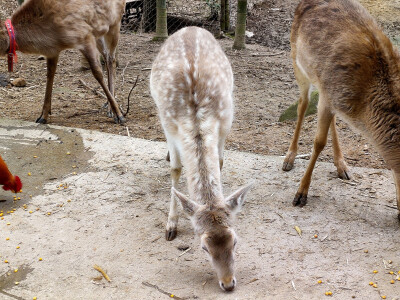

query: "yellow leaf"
(294, 226), (302, 236)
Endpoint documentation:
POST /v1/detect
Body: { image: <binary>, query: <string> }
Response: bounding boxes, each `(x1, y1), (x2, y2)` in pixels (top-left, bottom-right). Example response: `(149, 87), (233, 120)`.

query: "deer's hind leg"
(82, 36), (125, 124)
(96, 33), (117, 119)
(330, 116), (351, 180)
(283, 64), (312, 171)
(165, 133), (182, 241)
(103, 23), (120, 98)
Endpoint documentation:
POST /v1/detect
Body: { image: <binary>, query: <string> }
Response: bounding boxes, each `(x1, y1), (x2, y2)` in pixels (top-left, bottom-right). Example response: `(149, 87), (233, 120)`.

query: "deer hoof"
(338, 170), (351, 180)
(35, 117), (47, 124)
(282, 161), (294, 171)
(114, 115), (126, 124)
(165, 229), (177, 241)
(293, 192), (307, 207)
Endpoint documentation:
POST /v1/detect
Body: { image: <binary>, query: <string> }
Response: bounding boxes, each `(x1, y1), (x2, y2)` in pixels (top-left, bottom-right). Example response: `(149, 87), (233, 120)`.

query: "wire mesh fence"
(121, 0), (238, 36)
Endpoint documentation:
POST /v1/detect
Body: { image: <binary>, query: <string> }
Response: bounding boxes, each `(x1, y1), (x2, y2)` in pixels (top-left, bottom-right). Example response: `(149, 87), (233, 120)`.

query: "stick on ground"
(93, 264), (111, 282)
(142, 281), (184, 299)
(79, 79), (107, 99)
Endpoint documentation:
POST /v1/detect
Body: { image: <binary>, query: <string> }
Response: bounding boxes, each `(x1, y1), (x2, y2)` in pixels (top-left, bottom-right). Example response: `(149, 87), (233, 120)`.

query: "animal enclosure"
(0, 0), (400, 298)
(122, 0), (239, 34)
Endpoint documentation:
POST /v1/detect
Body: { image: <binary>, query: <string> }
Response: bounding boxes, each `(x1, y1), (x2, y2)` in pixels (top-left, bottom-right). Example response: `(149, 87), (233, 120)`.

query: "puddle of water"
(0, 264), (34, 299)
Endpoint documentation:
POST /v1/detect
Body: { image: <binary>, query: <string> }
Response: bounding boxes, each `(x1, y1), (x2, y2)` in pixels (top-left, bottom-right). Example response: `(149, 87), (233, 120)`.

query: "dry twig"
(79, 79), (107, 99)
(178, 247), (192, 257)
(123, 75), (139, 117)
(93, 264), (111, 282)
(66, 109), (101, 119)
(121, 61), (130, 87)
(251, 51), (285, 57)
(142, 281), (184, 299)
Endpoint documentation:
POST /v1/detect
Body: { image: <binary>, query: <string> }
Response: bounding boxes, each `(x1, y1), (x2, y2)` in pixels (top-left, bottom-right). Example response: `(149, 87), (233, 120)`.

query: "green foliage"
(278, 90), (319, 122)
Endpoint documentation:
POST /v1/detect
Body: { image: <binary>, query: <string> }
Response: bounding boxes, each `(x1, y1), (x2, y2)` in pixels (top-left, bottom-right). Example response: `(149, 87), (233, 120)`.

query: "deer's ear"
(225, 183), (253, 215)
(172, 187), (199, 216)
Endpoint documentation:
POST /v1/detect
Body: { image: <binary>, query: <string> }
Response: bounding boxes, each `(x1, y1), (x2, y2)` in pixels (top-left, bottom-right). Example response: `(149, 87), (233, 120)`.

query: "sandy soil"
(0, 118), (399, 300)
(1, 0), (399, 172)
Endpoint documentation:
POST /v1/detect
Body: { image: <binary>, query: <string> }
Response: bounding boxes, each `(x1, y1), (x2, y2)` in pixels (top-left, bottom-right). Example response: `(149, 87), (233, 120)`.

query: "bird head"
(3, 175), (22, 193)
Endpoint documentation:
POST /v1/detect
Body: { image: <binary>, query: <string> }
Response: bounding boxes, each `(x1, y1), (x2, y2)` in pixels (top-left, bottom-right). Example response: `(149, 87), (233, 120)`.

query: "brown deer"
(150, 27), (252, 291)
(0, 0), (126, 124)
(283, 0), (400, 219)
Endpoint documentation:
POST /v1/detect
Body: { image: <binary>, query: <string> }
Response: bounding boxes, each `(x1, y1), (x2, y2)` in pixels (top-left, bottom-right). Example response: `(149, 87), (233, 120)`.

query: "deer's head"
(0, 17), (10, 55)
(172, 184), (252, 291)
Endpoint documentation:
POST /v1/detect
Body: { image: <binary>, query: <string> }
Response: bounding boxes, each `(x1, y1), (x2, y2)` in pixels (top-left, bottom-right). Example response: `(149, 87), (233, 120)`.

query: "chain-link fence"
(121, 0), (238, 36)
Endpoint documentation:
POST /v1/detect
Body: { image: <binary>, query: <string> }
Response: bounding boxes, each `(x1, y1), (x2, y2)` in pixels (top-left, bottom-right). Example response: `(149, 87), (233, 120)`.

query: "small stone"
(177, 245), (190, 251)
(11, 78), (27, 87)
(0, 73), (9, 87)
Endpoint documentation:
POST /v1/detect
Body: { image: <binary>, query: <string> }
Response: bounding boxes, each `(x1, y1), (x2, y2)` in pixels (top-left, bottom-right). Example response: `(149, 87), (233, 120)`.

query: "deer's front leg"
(294, 103), (333, 207)
(393, 171), (400, 221)
(166, 167), (182, 241)
(36, 55), (59, 124)
(283, 66), (310, 171)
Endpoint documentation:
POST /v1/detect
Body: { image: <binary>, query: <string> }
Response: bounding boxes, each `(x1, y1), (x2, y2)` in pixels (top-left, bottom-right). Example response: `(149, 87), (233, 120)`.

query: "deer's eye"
(202, 245), (209, 253)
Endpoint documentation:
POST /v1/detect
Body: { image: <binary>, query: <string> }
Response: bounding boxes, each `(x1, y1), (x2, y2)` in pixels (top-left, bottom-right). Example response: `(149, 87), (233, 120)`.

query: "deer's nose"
(219, 277), (236, 292)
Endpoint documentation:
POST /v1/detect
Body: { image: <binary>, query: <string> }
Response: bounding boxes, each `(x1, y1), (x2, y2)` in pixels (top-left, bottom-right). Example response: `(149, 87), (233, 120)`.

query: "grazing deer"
(283, 0), (400, 219)
(150, 27), (252, 291)
(0, 0), (126, 124)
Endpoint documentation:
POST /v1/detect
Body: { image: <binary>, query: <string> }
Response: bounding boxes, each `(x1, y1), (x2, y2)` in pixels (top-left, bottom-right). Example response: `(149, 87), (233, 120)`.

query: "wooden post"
(154, 0), (168, 40)
(225, 0), (230, 31)
(220, 0), (226, 31)
(233, 0), (247, 49)
(220, 0), (230, 32)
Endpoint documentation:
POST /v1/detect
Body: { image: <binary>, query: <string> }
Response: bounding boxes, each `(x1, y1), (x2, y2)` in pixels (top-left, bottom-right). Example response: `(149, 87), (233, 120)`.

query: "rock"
(38, 55), (46, 60)
(11, 77), (27, 87)
(245, 31), (254, 38)
(0, 73), (9, 87)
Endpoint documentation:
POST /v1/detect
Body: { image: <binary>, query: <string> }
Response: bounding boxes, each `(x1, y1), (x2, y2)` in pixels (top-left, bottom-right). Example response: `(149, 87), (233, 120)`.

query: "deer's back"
(12, 0), (125, 44)
(151, 27), (234, 138)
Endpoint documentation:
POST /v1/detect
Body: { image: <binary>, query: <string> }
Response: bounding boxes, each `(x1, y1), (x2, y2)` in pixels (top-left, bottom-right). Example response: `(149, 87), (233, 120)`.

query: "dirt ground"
(0, 0), (400, 299)
(0, 118), (399, 300)
(1, 0), (399, 172)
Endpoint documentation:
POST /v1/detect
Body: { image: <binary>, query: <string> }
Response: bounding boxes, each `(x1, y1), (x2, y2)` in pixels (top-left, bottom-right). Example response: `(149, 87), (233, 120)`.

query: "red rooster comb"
(2, 175), (22, 193)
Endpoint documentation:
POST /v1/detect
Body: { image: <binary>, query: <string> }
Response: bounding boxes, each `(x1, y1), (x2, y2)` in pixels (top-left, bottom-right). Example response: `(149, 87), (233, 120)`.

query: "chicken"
(0, 155), (22, 193)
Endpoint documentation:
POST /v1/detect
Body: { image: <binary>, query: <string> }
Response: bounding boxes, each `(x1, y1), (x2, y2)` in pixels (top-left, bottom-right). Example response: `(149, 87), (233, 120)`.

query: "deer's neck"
(366, 70), (400, 173)
(12, 18), (58, 56)
(184, 134), (223, 206)
(9, 1), (63, 57)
